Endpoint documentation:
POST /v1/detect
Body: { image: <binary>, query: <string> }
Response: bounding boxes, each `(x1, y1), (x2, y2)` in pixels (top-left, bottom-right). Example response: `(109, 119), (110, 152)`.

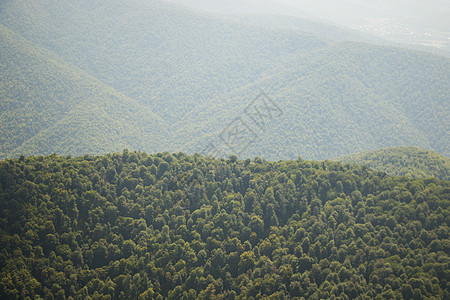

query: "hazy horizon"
(167, 0), (450, 53)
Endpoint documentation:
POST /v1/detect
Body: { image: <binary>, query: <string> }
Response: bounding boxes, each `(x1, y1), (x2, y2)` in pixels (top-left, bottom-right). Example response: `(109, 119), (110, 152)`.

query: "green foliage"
(0, 0), (449, 160)
(338, 146), (450, 180)
(0, 151), (449, 299)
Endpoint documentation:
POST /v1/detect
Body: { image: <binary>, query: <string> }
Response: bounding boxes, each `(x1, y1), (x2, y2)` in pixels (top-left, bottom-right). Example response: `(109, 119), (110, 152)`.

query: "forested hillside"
(338, 147), (450, 180)
(0, 152), (448, 299)
(0, 24), (170, 158)
(0, 0), (449, 160)
(176, 43), (449, 160)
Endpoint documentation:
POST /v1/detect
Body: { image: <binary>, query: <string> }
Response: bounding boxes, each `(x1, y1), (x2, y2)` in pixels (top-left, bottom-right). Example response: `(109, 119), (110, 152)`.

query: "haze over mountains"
(168, 0), (450, 55)
(0, 0), (449, 160)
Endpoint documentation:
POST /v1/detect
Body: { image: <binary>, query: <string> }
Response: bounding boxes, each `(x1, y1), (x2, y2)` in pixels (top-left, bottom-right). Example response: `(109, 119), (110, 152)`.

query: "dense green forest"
(0, 0), (449, 160)
(1, 151), (448, 299)
(338, 147), (450, 180)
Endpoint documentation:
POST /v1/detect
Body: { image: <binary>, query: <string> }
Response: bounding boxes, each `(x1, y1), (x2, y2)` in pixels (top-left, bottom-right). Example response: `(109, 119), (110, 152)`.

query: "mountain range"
(0, 0), (449, 160)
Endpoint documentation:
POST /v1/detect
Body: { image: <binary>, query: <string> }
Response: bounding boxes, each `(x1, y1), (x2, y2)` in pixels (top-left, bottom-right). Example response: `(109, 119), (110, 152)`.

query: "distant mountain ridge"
(0, 0), (449, 160)
(337, 147), (450, 180)
(0, 24), (170, 157)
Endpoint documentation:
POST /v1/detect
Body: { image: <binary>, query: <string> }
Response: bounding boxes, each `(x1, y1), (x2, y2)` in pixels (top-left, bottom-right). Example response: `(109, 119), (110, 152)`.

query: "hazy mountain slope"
(337, 146), (450, 180)
(166, 0), (314, 16)
(224, 14), (373, 43)
(274, 0), (450, 55)
(174, 42), (450, 160)
(0, 24), (170, 159)
(169, 0), (450, 56)
(0, 0), (329, 124)
(167, 0), (383, 45)
(0, 0), (448, 160)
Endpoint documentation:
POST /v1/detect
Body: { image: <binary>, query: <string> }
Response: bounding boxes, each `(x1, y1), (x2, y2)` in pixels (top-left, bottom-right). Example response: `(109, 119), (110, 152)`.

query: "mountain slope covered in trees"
(174, 42), (449, 160)
(0, 24), (170, 158)
(0, 0), (450, 160)
(0, 0), (449, 160)
(0, 152), (449, 299)
(337, 147), (450, 180)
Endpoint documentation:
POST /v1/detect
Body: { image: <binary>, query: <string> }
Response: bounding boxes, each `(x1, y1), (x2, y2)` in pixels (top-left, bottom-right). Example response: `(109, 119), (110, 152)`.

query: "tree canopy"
(337, 147), (450, 180)
(0, 151), (448, 299)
